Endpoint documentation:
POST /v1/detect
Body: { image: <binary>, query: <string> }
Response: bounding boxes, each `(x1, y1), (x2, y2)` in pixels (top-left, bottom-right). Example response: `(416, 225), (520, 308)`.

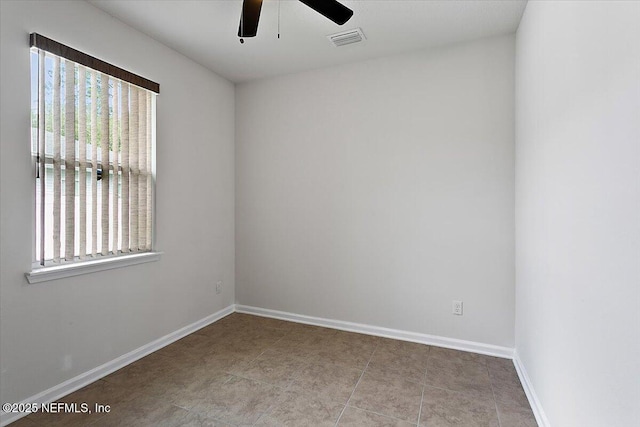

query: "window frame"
(26, 34), (161, 283)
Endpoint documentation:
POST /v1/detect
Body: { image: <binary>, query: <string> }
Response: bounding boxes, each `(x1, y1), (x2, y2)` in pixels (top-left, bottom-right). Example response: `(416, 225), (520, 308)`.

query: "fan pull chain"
(278, 0), (281, 39)
(240, 2), (244, 44)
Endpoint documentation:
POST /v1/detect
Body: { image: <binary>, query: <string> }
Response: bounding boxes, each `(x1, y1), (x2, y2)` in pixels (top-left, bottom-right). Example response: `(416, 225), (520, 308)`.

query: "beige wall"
(515, 1), (640, 425)
(0, 0), (235, 404)
(236, 35), (516, 347)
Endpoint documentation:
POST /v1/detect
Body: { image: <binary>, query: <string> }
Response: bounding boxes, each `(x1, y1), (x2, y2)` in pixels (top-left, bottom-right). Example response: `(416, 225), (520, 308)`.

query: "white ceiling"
(89, 0), (527, 83)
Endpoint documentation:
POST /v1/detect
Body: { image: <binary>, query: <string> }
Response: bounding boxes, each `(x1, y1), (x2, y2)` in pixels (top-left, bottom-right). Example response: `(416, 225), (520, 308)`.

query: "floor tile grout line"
(424, 350), (507, 400)
(417, 384), (425, 426)
(486, 363), (503, 427)
(341, 347), (425, 426)
(247, 332), (294, 427)
(421, 382), (494, 399)
(333, 342), (378, 427)
(251, 323), (335, 426)
(341, 406), (420, 426)
(362, 363), (429, 386)
(303, 330), (377, 421)
(225, 371), (295, 390)
(251, 409), (269, 427)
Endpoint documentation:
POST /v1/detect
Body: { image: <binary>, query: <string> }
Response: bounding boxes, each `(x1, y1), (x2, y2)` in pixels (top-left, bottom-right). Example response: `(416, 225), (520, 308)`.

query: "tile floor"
(14, 313), (537, 426)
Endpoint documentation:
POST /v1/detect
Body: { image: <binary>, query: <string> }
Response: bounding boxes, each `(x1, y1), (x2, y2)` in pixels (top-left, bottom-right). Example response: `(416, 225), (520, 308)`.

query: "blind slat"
(91, 71), (98, 257)
(38, 50), (46, 265)
(146, 94), (152, 250)
(53, 56), (61, 263)
(78, 67), (87, 259)
(64, 60), (76, 261)
(112, 81), (119, 254)
(100, 74), (110, 255)
(138, 89), (147, 250)
(121, 83), (130, 253)
(129, 86), (139, 252)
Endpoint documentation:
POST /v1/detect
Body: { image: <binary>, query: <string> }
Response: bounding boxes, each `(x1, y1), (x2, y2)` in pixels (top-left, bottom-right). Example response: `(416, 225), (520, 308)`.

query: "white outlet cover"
(452, 300), (463, 315)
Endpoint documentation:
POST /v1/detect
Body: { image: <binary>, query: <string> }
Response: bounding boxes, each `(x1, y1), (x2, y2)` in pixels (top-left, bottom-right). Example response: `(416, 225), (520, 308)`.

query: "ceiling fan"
(238, 0), (354, 40)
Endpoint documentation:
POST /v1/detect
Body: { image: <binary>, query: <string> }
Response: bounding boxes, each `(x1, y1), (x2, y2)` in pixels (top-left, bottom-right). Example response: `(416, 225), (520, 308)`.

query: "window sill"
(25, 252), (162, 284)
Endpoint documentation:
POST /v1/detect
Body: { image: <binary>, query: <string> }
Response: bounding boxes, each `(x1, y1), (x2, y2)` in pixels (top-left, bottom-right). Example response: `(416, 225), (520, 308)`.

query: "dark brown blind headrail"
(30, 33), (160, 94)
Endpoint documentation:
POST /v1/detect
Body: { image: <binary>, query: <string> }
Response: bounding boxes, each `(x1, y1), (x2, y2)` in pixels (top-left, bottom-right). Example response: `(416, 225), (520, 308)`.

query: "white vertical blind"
(129, 86), (139, 253)
(91, 71), (98, 258)
(38, 50), (46, 265)
(112, 81), (119, 255)
(145, 94), (153, 250)
(52, 56), (61, 263)
(64, 60), (75, 261)
(78, 67), (87, 260)
(138, 89), (147, 250)
(121, 83), (130, 253)
(100, 74), (110, 256)
(32, 51), (156, 265)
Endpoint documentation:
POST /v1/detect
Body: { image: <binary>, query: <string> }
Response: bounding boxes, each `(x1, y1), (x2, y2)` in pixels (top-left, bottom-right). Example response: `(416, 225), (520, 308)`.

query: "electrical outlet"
(216, 281), (223, 295)
(452, 300), (463, 315)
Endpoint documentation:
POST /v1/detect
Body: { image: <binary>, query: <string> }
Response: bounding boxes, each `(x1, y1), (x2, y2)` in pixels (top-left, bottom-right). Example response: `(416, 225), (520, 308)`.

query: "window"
(29, 34), (159, 271)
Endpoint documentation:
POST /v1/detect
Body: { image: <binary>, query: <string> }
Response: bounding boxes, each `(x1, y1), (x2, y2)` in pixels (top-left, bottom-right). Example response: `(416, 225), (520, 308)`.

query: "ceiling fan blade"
(298, 0), (354, 25)
(238, 0), (263, 38)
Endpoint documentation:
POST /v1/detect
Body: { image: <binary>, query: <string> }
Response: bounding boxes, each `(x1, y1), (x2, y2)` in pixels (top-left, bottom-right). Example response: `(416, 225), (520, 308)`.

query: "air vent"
(327, 28), (366, 47)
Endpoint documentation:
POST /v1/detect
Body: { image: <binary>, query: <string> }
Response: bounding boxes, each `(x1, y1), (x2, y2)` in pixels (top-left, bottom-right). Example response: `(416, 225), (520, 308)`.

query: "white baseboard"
(513, 350), (551, 427)
(235, 304), (514, 359)
(1, 304), (235, 427)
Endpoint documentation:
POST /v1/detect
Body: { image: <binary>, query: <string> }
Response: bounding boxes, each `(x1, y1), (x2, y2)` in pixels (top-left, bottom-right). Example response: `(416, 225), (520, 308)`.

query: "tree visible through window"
(30, 35), (158, 266)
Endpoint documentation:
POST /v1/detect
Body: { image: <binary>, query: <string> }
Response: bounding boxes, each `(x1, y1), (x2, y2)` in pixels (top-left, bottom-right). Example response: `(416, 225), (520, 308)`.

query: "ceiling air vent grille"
(327, 28), (366, 47)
